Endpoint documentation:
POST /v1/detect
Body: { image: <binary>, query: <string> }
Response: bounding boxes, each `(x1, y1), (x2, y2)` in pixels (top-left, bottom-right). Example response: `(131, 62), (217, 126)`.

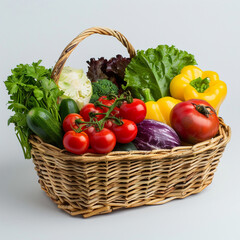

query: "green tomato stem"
(75, 92), (132, 132)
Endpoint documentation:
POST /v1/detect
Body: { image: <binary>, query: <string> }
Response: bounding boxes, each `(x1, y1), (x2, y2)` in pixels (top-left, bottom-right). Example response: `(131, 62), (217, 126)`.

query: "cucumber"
(59, 99), (79, 122)
(113, 142), (137, 151)
(27, 107), (63, 148)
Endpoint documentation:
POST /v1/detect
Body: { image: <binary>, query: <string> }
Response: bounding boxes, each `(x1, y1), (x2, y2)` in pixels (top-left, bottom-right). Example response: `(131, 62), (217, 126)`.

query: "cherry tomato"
(84, 126), (96, 137)
(84, 126), (96, 146)
(112, 119), (138, 143)
(98, 96), (120, 118)
(111, 107), (120, 118)
(90, 128), (116, 154)
(62, 113), (84, 132)
(104, 119), (114, 130)
(170, 99), (219, 144)
(98, 96), (115, 112)
(82, 126), (97, 148)
(80, 103), (104, 121)
(120, 99), (146, 123)
(63, 131), (89, 155)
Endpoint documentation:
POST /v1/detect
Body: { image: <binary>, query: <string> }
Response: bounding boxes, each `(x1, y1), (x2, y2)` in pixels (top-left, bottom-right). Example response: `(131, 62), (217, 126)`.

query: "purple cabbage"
(133, 119), (181, 150)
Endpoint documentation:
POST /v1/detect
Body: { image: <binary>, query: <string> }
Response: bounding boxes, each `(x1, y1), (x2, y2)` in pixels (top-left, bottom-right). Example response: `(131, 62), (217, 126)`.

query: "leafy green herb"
(190, 77), (210, 93)
(4, 60), (63, 159)
(123, 45), (197, 102)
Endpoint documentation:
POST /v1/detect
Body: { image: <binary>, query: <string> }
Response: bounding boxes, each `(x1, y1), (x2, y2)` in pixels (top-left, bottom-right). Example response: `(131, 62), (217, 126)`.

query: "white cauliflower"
(58, 67), (92, 110)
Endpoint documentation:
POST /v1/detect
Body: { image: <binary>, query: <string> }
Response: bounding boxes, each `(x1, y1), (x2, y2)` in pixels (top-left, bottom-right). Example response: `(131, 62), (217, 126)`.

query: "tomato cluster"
(62, 96), (146, 155)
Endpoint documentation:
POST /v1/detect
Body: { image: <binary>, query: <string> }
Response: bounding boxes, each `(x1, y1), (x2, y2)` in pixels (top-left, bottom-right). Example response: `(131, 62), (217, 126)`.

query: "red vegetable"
(80, 103), (104, 121)
(86, 55), (130, 91)
(112, 119), (138, 143)
(62, 113), (83, 132)
(120, 99), (146, 123)
(84, 126), (96, 137)
(98, 96), (115, 111)
(63, 131), (89, 154)
(170, 99), (219, 144)
(90, 128), (116, 154)
(98, 96), (120, 117)
(111, 107), (120, 117)
(104, 119), (114, 130)
(86, 57), (108, 82)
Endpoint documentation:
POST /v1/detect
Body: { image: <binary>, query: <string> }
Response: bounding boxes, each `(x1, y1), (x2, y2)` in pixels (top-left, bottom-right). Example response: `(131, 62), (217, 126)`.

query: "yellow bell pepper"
(170, 65), (227, 112)
(145, 97), (181, 126)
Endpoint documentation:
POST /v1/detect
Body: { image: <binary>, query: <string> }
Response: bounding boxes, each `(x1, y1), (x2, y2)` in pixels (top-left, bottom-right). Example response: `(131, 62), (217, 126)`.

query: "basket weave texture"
(30, 27), (231, 218)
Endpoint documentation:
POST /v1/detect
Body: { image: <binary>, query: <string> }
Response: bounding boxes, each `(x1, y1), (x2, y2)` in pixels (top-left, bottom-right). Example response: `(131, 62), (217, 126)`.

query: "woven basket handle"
(51, 27), (136, 84)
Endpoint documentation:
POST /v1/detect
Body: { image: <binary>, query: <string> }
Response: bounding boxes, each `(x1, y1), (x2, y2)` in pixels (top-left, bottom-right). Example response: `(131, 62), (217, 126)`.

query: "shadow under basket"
(29, 117), (231, 218)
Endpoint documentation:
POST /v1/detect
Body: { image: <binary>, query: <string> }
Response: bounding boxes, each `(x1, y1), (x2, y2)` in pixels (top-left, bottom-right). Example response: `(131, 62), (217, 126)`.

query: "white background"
(0, 0), (239, 239)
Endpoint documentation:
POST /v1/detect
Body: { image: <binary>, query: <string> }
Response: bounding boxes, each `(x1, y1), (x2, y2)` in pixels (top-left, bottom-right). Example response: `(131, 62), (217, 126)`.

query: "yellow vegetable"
(170, 65), (227, 112)
(145, 97), (181, 126)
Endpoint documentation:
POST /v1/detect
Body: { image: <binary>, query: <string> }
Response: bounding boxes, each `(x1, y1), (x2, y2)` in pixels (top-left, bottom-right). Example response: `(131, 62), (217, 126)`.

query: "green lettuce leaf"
(123, 45), (197, 102)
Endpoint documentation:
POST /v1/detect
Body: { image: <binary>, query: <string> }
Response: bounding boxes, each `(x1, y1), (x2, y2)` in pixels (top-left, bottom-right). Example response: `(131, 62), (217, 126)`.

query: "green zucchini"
(59, 98), (79, 122)
(27, 107), (63, 148)
(113, 142), (137, 151)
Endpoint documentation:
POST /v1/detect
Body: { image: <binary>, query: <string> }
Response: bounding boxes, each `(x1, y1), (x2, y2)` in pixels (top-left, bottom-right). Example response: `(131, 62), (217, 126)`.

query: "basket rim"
(29, 117), (231, 163)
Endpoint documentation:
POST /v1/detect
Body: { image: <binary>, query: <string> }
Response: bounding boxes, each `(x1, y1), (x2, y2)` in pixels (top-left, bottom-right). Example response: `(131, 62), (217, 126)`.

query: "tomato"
(98, 96), (120, 118)
(120, 99), (146, 123)
(62, 113), (84, 132)
(84, 126), (96, 137)
(63, 131), (89, 154)
(82, 126), (98, 148)
(112, 119), (138, 143)
(90, 128), (116, 154)
(104, 119), (114, 130)
(170, 99), (219, 144)
(111, 107), (120, 118)
(80, 103), (104, 121)
(98, 96), (115, 112)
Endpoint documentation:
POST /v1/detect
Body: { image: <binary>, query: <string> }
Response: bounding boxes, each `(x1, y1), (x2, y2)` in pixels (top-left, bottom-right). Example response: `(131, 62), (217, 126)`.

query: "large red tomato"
(63, 131), (89, 154)
(90, 128), (116, 154)
(119, 99), (146, 123)
(112, 119), (138, 143)
(170, 99), (219, 144)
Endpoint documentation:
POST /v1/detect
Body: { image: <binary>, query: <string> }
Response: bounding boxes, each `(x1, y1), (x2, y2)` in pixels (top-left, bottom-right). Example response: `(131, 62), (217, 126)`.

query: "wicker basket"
(29, 27), (231, 218)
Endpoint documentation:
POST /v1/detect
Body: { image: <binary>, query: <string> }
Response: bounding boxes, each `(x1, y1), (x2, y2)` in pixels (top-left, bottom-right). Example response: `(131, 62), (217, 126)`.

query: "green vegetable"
(4, 60), (63, 159)
(58, 67), (92, 109)
(123, 45), (197, 102)
(59, 98), (79, 122)
(27, 108), (63, 148)
(90, 79), (119, 103)
(113, 142), (137, 151)
(190, 77), (210, 93)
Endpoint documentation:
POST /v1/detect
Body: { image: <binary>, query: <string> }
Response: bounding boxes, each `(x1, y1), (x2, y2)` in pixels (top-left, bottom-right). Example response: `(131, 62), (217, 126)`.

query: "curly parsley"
(4, 60), (63, 159)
